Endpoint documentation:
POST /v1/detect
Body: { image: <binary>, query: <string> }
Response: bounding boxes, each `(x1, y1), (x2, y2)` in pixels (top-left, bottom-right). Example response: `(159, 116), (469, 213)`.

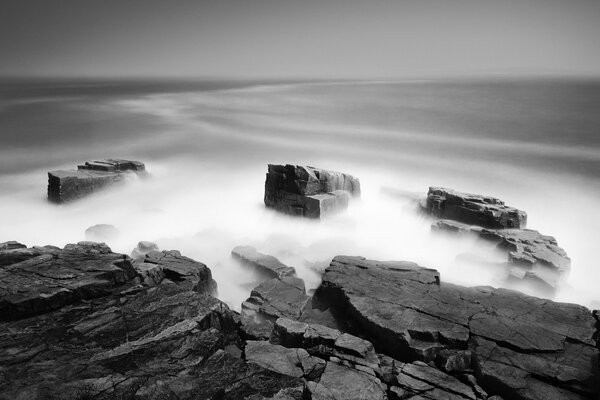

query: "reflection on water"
(1, 78), (599, 310)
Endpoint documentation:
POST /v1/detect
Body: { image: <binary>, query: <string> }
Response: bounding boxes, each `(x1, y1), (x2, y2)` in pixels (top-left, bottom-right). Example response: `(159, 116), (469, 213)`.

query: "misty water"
(1, 78), (599, 310)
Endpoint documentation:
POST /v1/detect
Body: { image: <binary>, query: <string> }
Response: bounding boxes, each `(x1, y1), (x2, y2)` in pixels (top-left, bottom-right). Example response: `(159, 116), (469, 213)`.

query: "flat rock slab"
(314, 255), (600, 400)
(423, 187), (527, 229)
(264, 164), (360, 218)
(0, 241), (137, 321)
(48, 158), (145, 203)
(434, 219), (571, 290)
(232, 245), (296, 279)
(0, 283), (242, 400)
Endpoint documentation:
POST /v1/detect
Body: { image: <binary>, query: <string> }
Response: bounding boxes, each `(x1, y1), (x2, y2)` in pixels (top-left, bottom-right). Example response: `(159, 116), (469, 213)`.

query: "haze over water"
(1, 77), (599, 310)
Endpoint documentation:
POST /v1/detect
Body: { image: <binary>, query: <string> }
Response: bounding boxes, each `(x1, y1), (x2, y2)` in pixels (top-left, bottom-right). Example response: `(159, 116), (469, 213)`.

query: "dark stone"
(313, 255), (600, 400)
(433, 219), (571, 291)
(47, 159), (146, 203)
(423, 187), (527, 229)
(245, 340), (326, 380)
(232, 245), (296, 279)
(264, 164), (360, 218)
(436, 349), (472, 373)
(307, 362), (386, 400)
(0, 241), (26, 251)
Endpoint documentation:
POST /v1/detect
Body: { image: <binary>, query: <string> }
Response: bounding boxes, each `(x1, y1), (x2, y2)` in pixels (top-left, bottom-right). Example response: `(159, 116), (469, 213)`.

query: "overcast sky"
(1, 0), (599, 78)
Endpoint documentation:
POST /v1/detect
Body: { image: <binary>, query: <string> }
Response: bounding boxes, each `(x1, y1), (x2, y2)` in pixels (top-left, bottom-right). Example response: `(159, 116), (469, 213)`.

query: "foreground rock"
(264, 164), (360, 218)
(0, 241), (136, 320)
(48, 158), (146, 203)
(232, 245), (296, 279)
(434, 220), (571, 291)
(313, 256), (600, 400)
(422, 187), (527, 229)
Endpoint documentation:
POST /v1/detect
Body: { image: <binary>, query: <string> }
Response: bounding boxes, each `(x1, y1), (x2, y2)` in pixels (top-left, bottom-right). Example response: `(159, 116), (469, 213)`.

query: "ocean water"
(1, 77), (599, 310)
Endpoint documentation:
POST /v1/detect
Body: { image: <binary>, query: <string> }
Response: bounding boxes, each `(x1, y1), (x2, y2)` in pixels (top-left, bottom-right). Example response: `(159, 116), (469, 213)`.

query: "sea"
(1, 77), (599, 310)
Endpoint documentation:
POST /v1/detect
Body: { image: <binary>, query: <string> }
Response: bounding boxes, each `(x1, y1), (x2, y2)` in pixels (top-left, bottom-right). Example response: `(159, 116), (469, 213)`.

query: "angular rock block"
(264, 164), (360, 218)
(423, 187), (527, 229)
(47, 158), (146, 203)
(232, 245), (296, 279)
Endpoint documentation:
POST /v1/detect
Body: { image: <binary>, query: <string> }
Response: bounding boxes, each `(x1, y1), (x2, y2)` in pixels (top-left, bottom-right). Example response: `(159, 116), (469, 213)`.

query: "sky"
(1, 0), (599, 79)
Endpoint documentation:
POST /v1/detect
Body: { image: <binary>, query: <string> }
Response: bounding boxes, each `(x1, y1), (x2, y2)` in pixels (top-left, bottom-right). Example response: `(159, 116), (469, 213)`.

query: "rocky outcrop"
(264, 164), (360, 218)
(0, 241), (137, 321)
(232, 245), (296, 279)
(48, 159), (146, 203)
(423, 187), (527, 229)
(433, 219), (571, 291)
(133, 249), (217, 294)
(312, 255), (600, 400)
(130, 240), (159, 261)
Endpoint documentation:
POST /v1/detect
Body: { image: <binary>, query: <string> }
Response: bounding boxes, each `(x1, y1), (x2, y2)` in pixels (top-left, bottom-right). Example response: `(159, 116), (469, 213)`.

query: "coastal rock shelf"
(422, 187), (527, 229)
(264, 164), (360, 218)
(47, 158), (146, 203)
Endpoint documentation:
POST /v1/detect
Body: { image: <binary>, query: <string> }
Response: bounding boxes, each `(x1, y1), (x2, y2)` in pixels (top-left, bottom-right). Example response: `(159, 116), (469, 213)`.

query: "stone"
(264, 164), (360, 218)
(436, 349), (472, 373)
(84, 224), (120, 242)
(241, 276), (309, 340)
(245, 340), (326, 380)
(423, 187), (527, 229)
(433, 219), (571, 290)
(47, 158), (146, 203)
(130, 240), (159, 260)
(134, 249), (217, 294)
(0, 241), (137, 321)
(232, 245), (296, 279)
(0, 241), (26, 251)
(313, 255), (600, 400)
(307, 361), (387, 400)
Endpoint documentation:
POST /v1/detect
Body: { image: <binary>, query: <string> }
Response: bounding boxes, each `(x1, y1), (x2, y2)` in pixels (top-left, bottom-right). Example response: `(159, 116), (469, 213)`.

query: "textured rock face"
(232, 245), (296, 279)
(47, 159), (146, 203)
(313, 256), (600, 400)
(0, 241), (137, 321)
(264, 164), (360, 218)
(434, 219), (571, 291)
(423, 187), (527, 229)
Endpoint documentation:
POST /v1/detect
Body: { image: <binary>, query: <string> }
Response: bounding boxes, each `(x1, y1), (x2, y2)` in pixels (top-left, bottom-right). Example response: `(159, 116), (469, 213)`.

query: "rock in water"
(47, 158), (146, 203)
(264, 164), (360, 218)
(84, 224), (120, 241)
(313, 255), (600, 400)
(231, 245), (296, 279)
(130, 240), (159, 260)
(423, 187), (527, 229)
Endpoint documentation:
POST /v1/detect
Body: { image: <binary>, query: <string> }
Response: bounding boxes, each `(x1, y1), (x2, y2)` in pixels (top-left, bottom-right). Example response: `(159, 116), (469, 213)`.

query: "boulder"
(47, 158), (146, 203)
(264, 164), (360, 218)
(433, 219), (571, 291)
(0, 241), (137, 321)
(232, 245), (296, 279)
(0, 241), (26, 251)
(313, 255), (600, 400)
(241, 276), (310, 339)
(245, 340), (326, 380)
(84, 224), (120, 241)
(130, 240), (159, 260)
(423, 187), (527, 229)
(307, 362), (387, 400)
(134, 249), (217, 294)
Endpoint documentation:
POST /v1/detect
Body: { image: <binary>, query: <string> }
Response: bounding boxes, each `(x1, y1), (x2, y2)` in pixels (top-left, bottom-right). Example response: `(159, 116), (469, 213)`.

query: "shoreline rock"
(264, 164), (360, 218)
(47, 159), (146, 203)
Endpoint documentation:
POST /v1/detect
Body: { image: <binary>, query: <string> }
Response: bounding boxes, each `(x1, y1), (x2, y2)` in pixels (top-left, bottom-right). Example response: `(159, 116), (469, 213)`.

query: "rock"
(232, 245), (296, 279)
(0, 241), (137, 321)
(0, 241), (26, 251)
(433, 219), (571, 291)
(245, 340), (326, 380)
(130, 240), (159, 260)
(436, 349), (472, 373)
(264, 164), (360, 218)
(134, 249), (217, 294)
(395, 361), (478, 399)
(307, 362), (386, 400)
(84, 224), (120, 241)
(423, 187), (527, 229)
(47, 158), (146, 203)
(241, 276), (309, 339)
(313, 255), (600, 400)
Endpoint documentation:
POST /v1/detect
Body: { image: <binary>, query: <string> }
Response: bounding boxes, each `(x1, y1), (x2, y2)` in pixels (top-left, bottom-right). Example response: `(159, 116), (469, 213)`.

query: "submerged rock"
(264, 164), (360, 218)
(84, 224), (120, 242)
(313, 255), (600, 400)
(47, 158), (146, 203)
(232, 245), (296, 279)
(423, 187), (527, 229)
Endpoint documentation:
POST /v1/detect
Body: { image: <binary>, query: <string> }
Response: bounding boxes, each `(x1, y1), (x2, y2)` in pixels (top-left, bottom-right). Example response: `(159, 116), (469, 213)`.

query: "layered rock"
(423, 187), (527, 229)
(313, 255), (600, 400)
(232, 245), (296, 279)
(47, 159), (146, 203)
(434, 219), (571, 291)
(264, 164), (360, 218)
